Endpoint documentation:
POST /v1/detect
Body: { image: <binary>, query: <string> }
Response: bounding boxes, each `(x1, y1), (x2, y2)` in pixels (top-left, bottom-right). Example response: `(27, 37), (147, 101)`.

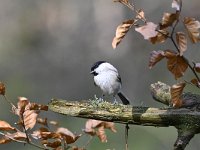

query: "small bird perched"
(90, 61), (130, 105)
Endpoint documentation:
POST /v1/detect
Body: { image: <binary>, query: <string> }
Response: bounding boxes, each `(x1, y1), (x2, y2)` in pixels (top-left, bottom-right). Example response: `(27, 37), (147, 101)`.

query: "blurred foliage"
(0, 0), (199, 149)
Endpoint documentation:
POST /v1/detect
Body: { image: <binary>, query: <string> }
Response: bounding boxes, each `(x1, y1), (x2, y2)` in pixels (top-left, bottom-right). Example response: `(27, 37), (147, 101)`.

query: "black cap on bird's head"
(90, 61), (106, 75)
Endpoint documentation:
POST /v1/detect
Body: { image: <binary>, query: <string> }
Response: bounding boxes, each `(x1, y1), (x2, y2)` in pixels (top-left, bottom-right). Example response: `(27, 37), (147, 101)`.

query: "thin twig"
(170, 25), (200, 83)
(63, 139), (67, 150)
(184, 80), (200, 88)
(82, 135), (93, 149)
(1, 95), (48, 149)
(125, 123), (129, 150)
(28, 141), (48, 150)
(0, 131), (47, 150)
(171, 0), (182, 37)
(21, 115), (48, 150)
(3, 95), (16, 109)
(118, 0), (147, 23)
(191, 62), (200, 83)
(179, 0), (183, 12)
(170, 2), (181, 53)
(155, 29), (170, 38)
(165, 0), (200, 83)
(0, 131), (27, 144)
(170, 36), (180, 52)
(187, 62), (200, 82)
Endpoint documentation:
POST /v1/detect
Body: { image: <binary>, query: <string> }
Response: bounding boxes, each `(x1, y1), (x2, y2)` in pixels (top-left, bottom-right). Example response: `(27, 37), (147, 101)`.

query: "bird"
(90, 61), (130, 105)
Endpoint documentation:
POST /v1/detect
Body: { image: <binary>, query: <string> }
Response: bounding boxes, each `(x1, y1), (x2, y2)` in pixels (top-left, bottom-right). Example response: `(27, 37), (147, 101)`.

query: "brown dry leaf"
(84, 120), (108, 142)
(56, 127), (81, 144)
(149, 50), (165, 69)
(167, 56), (188, 79)
(184, 17), (200, 43)
(0, 136), (11, 144)
(40, 132), (60, 140)
(31, 130), (42, 139)
(96, 126), (107, 143)
(0, 82), (5, 95)
(102, 122), (117, 133)
(17, 97), (30, 112)
(135, 22), (158, 40)
(164, 50), (188, 79)
(122, 0), (129, 3)
(112, 19), (135, 49)
(0, 121), (16, 131)
(164, 50), (177, 58)
(30, 103), (48, 111)
(15, 97), (47, 129)
(71, 146), (85, 150)
(191, 78), (200, 87)
(172, 0), (181, 11)
(37, 118), (48, 127)
(84, 120), (116, 134)
(14, 97), (30, 116)
(31, 127), (49, 139)
(194, 63), (200, 73)
(9, 131), (27, 140)
(150, 29), (169, 44)
(84, 119), (102, 136)
(17, 98), (48, 112)
(171, 82), (186, 108)
(32, 127), (60, 140)
(160, 12), (179, 29)
(176, 32), (187, 56)
(0, 131), (27, 144)
(23, 109), (38, 130)
(136, 9), (145, 20)
(42, 139), (61, 148)
(114, 0), (129, 4)
(84, 120), (116, 143)
(96, 122), (116, 143)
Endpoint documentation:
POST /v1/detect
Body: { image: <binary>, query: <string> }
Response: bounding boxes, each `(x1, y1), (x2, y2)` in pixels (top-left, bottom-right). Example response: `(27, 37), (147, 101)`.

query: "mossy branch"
(48, 82), (200, 150)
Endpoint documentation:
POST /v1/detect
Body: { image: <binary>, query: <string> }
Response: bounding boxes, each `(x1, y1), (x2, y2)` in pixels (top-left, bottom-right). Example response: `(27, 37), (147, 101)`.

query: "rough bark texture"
(48, 82), (200, 150)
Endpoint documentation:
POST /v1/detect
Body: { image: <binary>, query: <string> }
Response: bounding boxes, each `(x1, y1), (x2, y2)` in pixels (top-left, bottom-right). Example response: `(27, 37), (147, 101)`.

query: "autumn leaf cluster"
(0, 0), (200, 149)
(112, 0), (200, 108)
(0, 83), (116, 150)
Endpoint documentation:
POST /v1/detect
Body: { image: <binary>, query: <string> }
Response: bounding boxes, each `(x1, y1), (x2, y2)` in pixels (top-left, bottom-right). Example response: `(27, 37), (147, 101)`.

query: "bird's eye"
(90, 71), (98, 76)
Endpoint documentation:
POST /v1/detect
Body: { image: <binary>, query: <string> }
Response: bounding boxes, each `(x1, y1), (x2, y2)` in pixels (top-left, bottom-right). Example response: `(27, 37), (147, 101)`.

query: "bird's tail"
(117, 92), (130, 105)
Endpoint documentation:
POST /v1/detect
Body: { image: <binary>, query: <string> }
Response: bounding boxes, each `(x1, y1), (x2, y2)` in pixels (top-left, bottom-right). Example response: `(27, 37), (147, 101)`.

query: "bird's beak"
(90, 71), (94, 74)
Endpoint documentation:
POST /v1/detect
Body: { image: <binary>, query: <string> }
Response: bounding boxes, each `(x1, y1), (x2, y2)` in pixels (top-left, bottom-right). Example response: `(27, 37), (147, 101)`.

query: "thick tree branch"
(48, 99), (200, 127)
(48, 82), (200, 150)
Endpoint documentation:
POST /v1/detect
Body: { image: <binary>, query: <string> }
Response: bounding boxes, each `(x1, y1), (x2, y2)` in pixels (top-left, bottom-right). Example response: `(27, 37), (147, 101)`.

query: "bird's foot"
(97, 97), (104, 103)
(113, 99), (119, 105)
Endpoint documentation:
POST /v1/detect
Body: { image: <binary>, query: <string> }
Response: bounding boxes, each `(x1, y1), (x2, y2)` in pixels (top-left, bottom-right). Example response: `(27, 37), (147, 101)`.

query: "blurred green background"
(0, 0), (200, 149)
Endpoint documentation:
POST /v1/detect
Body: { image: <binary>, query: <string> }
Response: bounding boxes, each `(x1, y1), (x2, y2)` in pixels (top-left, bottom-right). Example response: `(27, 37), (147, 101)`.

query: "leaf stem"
(170, 35), (180, 53)
(170, 33), (200, 83)
(21, 113), (30, 144)
(187, 62), (200, 82)
(118, 0), (147, 23)
(168, 0), (200, 83)
(0, 131), (27, 144)
(0, 131), (47, 150)
(3, 95), (16, 109)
